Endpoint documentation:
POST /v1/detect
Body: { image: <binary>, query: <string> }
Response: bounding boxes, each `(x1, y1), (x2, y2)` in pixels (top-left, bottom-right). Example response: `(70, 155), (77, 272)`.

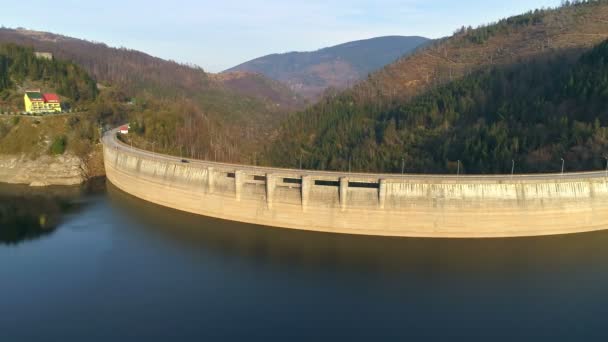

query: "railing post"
(235, 170), (244, 201)
(266, 173), (275, 209)
(207, 167), (215, 194)
(340, 177), (349, 211)
(301, 176), (311, 211)
(379, 179), (387, 209)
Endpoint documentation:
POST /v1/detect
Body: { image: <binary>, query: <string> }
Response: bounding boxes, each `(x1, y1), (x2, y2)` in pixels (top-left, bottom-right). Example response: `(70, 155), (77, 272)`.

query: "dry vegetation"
(0, 28), (306, 162)
(0, 114), (97, 157)
(355, 1), (608, 105)
(266, 0), (608, 174)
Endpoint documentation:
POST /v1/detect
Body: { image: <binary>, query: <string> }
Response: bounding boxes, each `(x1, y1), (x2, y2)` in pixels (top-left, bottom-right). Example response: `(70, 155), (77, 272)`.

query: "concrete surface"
(103, 129), (608, 238)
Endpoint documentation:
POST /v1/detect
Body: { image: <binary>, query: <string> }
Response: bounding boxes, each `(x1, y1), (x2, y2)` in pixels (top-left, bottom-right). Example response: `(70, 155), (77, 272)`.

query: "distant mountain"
(224, 36), (430, 101)
(265, 1), (608, 174)
(0, 28), (303, 111)
(0, 29), (203, 94)
(210, 71), (303, 111)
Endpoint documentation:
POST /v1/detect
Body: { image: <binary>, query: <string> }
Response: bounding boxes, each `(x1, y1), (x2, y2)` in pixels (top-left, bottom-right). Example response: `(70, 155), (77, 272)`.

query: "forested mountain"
(0, 44), (117, 172)
(265, 0), (608, 174)
(0, 28), (301, 110)
(0, 28), (303, 162)
(210, 71), (304, 111)
(267, 40), (608, 174)
(225, 36), (430, 101)
(351, 1), (608, 108)
(0, 43), (97, 112)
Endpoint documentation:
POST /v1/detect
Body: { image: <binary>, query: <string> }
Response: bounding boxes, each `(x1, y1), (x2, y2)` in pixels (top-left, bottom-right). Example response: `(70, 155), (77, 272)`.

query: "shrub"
(67, 116), (80, 128)
(0, 121), (9, 139)
(50, 135), (67, 155)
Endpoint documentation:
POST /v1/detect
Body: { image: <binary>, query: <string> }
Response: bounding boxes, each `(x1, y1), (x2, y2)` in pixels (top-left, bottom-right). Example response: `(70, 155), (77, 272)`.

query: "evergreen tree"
(266, 38), (608, 174)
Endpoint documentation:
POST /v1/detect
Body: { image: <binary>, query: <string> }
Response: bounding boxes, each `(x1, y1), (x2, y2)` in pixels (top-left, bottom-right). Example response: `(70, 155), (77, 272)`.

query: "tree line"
(264, 38), (608, 174)
(0, 43), (98, 102)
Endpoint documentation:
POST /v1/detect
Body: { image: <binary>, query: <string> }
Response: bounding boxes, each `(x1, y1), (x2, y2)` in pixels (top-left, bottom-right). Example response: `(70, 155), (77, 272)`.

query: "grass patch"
(49, 135), (67, 155)
(0, 114), (98, 157)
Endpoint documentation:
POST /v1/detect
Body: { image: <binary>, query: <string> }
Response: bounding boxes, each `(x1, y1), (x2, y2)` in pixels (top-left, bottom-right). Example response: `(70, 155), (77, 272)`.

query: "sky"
(1, 0), (563, 72)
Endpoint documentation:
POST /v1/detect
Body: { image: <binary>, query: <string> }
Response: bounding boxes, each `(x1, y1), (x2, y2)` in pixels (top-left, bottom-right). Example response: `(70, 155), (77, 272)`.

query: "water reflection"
(0, 183), (88, 245)
(2, 181), (607, 340)
(106, 182), (608, 277)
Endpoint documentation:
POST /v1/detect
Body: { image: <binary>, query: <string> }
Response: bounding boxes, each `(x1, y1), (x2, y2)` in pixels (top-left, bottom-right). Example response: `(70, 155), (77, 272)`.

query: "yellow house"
(24, 91), (61, 113)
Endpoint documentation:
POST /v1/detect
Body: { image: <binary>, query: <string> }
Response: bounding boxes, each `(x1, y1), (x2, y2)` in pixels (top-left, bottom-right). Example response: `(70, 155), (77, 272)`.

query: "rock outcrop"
(0, 154), (87, 186)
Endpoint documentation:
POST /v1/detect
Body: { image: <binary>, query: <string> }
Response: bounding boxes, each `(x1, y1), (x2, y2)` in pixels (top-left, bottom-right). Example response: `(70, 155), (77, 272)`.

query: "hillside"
(225, 36), (430, 101)
(0, 43), (97, 113)
(359, 2), (608, 106)
(0, 28), (303, 161)
(0, 45), (120, 185)
(0, 28), (302, 110)
(210, 71), (303, 111)
(265, 1), (608, 174)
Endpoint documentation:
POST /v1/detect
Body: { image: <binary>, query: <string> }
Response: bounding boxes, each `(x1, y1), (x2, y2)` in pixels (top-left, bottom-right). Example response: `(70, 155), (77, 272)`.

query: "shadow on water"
(0, 180), (102, 245)
(2, 181), (606, 340)
(106, 181), (608, 277)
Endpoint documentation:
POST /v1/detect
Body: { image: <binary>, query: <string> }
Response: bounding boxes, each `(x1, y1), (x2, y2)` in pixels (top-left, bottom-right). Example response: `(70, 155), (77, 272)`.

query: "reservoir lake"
(1, 180), (608, 341)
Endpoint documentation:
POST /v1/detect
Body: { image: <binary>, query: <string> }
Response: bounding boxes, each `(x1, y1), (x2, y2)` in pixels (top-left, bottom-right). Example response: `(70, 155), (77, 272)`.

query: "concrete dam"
(103, 130), (608, 238)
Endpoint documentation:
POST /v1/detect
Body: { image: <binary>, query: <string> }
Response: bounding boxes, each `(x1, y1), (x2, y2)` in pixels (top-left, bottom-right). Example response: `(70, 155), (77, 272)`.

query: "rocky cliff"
(0, 153), (87, 186)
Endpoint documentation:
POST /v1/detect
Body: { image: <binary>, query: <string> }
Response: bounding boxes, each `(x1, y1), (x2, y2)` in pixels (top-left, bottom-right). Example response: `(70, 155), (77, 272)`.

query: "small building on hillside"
(24, 91), (62, 113)
(34, 52), (53, 60)
(119, 125), (130, 134)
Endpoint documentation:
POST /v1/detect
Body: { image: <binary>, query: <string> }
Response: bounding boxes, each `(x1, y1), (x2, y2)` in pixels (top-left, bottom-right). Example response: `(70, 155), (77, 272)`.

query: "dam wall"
(103, 133), (608, 238)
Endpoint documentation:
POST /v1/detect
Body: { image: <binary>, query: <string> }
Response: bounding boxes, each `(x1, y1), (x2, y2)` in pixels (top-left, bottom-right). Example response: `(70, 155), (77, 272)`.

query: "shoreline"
(0, 147), (104, 187)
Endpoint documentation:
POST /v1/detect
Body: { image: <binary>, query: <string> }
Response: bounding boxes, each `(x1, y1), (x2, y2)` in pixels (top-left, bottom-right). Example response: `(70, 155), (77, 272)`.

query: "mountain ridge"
(0, 28), (303, 113)
(224, 36), (430, 100)
(0, 27), (305, 162)
(265, 1), (608, 174)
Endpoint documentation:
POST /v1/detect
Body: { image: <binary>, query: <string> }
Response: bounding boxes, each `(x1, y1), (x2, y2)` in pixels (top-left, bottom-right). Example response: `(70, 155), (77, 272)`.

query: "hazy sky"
(1, 0), (563, 72)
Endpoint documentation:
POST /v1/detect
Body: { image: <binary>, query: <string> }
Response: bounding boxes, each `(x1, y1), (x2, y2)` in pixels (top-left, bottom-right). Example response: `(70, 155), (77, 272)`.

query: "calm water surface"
(1, 180), (608, 341)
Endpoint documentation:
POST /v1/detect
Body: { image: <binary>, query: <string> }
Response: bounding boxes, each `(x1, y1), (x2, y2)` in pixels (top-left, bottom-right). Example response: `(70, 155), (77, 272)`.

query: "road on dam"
(103, 128), (608, 182)
(102, 127), (608, 238)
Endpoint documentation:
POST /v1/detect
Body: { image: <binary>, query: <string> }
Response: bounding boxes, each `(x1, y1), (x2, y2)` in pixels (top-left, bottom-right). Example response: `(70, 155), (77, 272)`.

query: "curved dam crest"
(102, 130), (608, 238)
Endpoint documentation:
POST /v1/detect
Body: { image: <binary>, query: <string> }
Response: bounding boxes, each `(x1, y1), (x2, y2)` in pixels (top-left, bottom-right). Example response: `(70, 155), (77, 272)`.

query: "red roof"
(42, 93), (60, 102)
(119, 125), (129, 131)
